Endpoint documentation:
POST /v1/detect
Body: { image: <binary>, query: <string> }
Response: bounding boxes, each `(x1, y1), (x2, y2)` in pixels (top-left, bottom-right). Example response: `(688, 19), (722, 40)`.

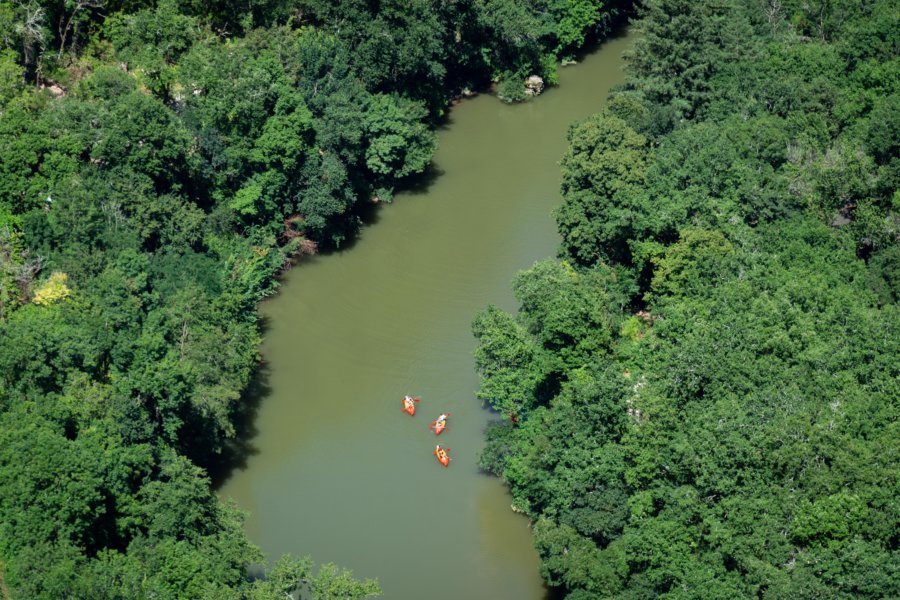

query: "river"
(219, 31), (634, 599)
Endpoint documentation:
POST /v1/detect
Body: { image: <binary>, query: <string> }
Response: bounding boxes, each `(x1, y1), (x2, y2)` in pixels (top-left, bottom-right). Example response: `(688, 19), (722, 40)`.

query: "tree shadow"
(208, 318), (273, 490)
(397, 162), (446, 199)
(313, 163), (447, 256)
(559, 14), (636, 65)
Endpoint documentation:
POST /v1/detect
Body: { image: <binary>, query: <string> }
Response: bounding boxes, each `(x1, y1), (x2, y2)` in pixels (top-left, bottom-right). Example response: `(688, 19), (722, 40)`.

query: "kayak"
(401, 396), (419, 416)
(429, 413), (450, 435)
(434, 445), (451, 467)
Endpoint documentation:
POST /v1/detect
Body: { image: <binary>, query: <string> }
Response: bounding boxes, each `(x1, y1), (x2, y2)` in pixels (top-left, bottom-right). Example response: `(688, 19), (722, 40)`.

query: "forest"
(0, 0), (631, 597)
(2, 0), (897, 597)
(474, 0), (899, 598)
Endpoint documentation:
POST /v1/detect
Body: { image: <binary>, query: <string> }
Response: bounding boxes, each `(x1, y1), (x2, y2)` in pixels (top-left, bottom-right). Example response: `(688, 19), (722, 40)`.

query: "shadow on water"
(475, 409), (555, 600)
(314, 163), (447, 256)
(208, 319), (273, 490)
(585, 20), (633, 54)
(399, 163), (445, 198)
(563, 9), (636, 63)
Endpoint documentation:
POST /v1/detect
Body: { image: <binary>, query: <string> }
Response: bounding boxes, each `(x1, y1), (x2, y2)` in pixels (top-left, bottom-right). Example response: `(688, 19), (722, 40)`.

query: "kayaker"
(435, 445), (451, 466)
(402, 395), (419, 415)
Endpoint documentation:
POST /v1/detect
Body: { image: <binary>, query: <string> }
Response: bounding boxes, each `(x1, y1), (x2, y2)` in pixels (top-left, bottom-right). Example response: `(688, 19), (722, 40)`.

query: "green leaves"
(479, 5), (900, 596)
(546, 0), (621, 60)
(627, 0), (753, 121)
(245, 555), (381, 600)
(649, 228), (734, 301)
(472, 305), (544, 417)
(483, 214), (900, 598)
(556, 110), (649, 264)
(513, 259), (614, 369)
(0, 49), (23, 108)
(792, 492), (870, 547)
(363, 93), (436, 180)
(106, 0), (200, 97)
(229, 180), (263, 217)
(91, 90), (192, 185)
(533, 517), (616, 595)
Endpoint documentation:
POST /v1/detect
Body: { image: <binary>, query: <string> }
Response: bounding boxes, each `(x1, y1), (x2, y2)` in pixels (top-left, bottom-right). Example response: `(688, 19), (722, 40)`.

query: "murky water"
(220, 31), (634, 599)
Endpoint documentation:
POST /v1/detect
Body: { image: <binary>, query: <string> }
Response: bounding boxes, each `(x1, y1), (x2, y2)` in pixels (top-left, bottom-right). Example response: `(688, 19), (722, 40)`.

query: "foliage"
(293, 0), (632, 108)
(512, 259), (614, 370)
(626, 0), (754, 122)
(31, 270), (70, 304)
(475, 1), (900, 597)
(473, 305), (545, 418)
(363, 93), (435, 181)
(106, 0), (201, 96)
(555, 111), (648, 264)
(0, 0), (632, 595)
(246, 556), (381, 600)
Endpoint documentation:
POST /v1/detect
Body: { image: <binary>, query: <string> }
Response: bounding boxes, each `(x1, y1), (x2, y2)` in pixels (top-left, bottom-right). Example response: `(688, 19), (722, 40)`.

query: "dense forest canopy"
(0, 0), (631, 596)
(474, 0), (899, 598)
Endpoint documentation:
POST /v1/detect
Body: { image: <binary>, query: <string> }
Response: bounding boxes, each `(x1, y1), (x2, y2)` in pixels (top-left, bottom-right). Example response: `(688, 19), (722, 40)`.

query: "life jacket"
(434, 445), (450, 467)
(402, 396), (418, 415)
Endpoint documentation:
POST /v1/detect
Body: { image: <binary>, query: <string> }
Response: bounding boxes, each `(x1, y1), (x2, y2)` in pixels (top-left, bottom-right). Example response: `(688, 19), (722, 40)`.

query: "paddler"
(434, 445), (451, 466)
(429, 412), (450, 434)
(402, 395), (418, 415)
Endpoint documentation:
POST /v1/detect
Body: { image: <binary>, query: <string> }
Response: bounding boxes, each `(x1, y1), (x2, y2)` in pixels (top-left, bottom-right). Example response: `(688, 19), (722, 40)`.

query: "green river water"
(220, 31), (634, 599)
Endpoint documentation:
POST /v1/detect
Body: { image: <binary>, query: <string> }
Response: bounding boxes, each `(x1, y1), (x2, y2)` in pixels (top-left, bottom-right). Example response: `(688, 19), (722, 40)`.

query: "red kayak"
(401, 395), (419, 416)
(429, 413), (450, 435)
(434, 445), (451, 467)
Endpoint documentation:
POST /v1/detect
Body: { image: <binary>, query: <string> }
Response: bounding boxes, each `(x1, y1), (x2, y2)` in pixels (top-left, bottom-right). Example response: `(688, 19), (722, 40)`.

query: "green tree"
(476, 5), (900, 597)
(363, 93), (436, 182)
(472, 305), (545, 418)
(513, 259), (613, 370)
(626, 0), (753, 122)
(555, 110), (648, 264)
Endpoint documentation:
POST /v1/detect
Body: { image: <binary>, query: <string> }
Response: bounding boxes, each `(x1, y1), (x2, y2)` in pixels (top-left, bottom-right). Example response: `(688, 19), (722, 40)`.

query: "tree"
(363, 93), (435, 182)
(513, 259), (613, 370)
(555, 110), (648, 265)
(476, 4), (900, 597)
(472, 305), (545, 418)
(0, 219), (41, 319)
(626, 0), (753, 122)
(106, 0), (199, 97)
(246, 555), (381, 600)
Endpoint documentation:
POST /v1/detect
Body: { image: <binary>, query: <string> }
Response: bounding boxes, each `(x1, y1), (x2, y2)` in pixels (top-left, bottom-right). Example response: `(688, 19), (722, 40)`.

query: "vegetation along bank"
(474, 1), (899, 598)
(0, 0), (635, 596)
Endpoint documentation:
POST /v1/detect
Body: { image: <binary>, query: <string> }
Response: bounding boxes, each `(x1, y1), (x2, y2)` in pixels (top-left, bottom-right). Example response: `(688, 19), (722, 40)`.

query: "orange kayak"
(429, 413), (450, 435)
(401, 396), (419, 416)
(434, 445), (451, 467)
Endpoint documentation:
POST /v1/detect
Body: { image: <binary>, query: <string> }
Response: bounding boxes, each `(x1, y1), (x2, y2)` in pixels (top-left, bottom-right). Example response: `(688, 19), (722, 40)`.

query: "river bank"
(219, 30), (636, 599)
